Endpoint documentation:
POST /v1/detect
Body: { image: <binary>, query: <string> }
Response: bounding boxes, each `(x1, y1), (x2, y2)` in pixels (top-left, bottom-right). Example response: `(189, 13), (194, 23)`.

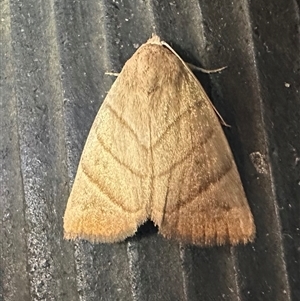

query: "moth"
(63, 35), (255, 246)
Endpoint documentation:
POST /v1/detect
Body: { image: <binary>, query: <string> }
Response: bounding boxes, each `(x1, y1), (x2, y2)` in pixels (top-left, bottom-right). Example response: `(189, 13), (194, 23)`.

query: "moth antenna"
(187, 63), (227, 74)
(105, 72), (120, 77)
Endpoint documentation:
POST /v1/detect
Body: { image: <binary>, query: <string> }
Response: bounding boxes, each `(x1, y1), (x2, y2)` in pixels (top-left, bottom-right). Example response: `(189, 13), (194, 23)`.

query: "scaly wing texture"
(145, 40), (255, 246)
(63, 46), (156, 242)
(64, 35), (255, 245)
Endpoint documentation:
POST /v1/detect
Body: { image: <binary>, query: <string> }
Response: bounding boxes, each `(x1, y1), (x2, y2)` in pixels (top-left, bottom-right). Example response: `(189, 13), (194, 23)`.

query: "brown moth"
(64, 35), (255, 246)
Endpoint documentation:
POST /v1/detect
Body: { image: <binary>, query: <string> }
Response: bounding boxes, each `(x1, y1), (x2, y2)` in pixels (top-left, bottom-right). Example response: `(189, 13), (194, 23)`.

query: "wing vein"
(95, 134), (146, 178)
(152, 107), (190, 150)
(155, 127), (215, 177)
(106, 103), (147, 150)
(81, 162), (143, 214)
(168, 160), (234, 214)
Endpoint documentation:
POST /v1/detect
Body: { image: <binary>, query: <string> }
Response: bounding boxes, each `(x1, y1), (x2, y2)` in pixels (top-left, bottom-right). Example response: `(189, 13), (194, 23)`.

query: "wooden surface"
(1, 0), (299, 300)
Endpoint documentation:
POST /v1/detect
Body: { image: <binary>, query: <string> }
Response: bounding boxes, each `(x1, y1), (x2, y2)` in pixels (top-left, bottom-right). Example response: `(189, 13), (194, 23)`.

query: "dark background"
(1, 0), (299, 300)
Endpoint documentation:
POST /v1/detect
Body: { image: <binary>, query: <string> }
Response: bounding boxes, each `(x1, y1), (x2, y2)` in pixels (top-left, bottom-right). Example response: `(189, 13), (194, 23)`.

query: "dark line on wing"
(81, 162), (143, 214)
(151, 107), (190, 150)
(155, 148), (195, 178)
(96, 134), (146, 179)
(160, 167), (173, 226)
(152, 99), (206, 150)
(155, 127), (215, 178)
(105, 103), (147, 150)
(169, 160), (234, 214)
